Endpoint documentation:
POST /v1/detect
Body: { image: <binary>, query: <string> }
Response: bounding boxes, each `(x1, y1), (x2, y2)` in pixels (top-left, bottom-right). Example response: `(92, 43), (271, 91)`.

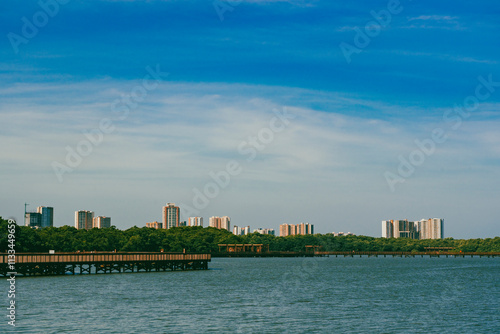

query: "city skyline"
(382, 218), (444, 239)
(8, 200), (492, 240)
(1, 1), (499, 238)
(8, 200), (493, 239)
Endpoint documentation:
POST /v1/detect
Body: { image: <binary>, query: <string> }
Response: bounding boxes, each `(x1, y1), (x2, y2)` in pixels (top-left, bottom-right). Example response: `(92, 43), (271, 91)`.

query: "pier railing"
(0, 252), (211, 264)
(0, 252), (211, 276)
(314, 251), (500, 257)
(212, 250), (500, 258)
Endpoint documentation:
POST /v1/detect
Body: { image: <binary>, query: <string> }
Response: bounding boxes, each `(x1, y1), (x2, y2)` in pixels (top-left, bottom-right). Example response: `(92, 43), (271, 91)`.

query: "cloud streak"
(1, 77), (499, 237)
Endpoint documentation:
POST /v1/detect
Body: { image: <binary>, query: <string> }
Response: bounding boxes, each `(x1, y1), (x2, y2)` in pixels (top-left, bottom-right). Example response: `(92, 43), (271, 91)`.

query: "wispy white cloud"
(404, 15), (464, 30)
(379, 50), (498, 65)
(1, 78), (499, 236)
(408, 15), (459, 22)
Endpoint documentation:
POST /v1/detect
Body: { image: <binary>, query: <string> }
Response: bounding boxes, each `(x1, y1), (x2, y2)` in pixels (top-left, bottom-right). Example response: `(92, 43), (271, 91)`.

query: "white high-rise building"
(382, 218), (444, 239)
(428, 218), (444, 239)
(233, 225), (250, 236)
(221, 216), (230, 231)
(233, 225), (241, 235)
(188, 217), (203, 227)
(382, 220), (393, 238)
(243, 226), (250, 235)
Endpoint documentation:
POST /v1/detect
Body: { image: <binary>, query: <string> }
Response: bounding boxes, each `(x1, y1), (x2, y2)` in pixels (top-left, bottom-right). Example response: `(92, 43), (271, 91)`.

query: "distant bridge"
(0, 252), (211, 277)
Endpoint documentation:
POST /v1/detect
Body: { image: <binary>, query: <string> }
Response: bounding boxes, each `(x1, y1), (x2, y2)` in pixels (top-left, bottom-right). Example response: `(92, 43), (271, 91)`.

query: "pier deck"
(314, 251), (500, 258)
(0, 252), (211, 277)
(212, 251), (500, 258)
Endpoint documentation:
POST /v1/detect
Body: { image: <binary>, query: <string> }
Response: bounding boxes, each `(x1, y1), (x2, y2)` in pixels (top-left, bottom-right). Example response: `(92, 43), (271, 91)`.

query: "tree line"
(1, 217), (499, 253)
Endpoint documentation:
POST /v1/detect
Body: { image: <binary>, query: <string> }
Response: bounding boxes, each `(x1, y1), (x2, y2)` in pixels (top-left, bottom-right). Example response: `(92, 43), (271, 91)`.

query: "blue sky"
(0, 0), (499, 237)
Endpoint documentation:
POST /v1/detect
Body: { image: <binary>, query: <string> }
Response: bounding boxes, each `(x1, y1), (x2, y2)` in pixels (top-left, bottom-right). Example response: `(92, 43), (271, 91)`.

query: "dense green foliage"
(1, 217), (499, 253)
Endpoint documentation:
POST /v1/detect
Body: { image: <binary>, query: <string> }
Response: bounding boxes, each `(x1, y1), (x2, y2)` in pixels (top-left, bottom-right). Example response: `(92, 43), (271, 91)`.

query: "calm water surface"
(1, 257), (499, 333)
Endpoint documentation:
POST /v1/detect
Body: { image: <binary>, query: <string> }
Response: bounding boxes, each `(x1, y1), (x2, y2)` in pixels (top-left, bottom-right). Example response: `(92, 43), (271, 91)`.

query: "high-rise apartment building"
(75, 210), (94, 230)
(280, 224), (291, 237)
(221, 216), (230, 231)
(209, 216), (221, 229)
(382, 221), (393, 238)
(297, 222), (313, 235)
(233, 225), (250, 236)
(37, 206), (54, 228)
(279, 223), (314, 237)
(209, 216), (230, 231)
(382, 218), (444, 239)
(392, 219), (418, 239)
(188, 217), (203, 227)
(93, 216), (111, 229)
(162, 203), (180, 229)
(429, 218), (444, 239)
(417, 219), (428, 239)
(417, 218), (444, 239)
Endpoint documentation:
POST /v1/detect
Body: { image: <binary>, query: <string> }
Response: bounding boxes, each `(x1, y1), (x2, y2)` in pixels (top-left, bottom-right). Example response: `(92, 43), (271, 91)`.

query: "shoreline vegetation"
(1, 217), (499, 253)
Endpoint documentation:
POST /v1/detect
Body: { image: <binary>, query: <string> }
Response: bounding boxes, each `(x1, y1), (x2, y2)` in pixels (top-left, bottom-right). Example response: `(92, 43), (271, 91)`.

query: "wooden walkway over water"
(314, 251), (500, 258)
(212, 251), (500, 258)
(0, 252), (211, 277)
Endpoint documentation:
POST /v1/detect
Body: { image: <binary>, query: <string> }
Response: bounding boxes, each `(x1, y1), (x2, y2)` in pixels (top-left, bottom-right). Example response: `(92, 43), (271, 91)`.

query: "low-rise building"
(146, 221), (163, 229)
(253, 228), (275, 235)
(93, 216), (111, 229)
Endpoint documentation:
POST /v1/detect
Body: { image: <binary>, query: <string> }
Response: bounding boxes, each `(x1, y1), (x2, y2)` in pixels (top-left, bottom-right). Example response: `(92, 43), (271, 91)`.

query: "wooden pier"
(0, 252), (211, 277)
(314, 251), (500, 258)
(213, 250), (500, 258)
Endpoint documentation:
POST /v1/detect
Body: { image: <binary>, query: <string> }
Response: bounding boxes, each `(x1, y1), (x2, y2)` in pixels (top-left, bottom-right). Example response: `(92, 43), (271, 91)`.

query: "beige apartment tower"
(279, 223), (314, 237)
(75, 210), (94, 230)
(162, 203), (180, 229)
(209, 216), (231, 231)
(93, 216), (111, 229)
(188, 217), (203, 227)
